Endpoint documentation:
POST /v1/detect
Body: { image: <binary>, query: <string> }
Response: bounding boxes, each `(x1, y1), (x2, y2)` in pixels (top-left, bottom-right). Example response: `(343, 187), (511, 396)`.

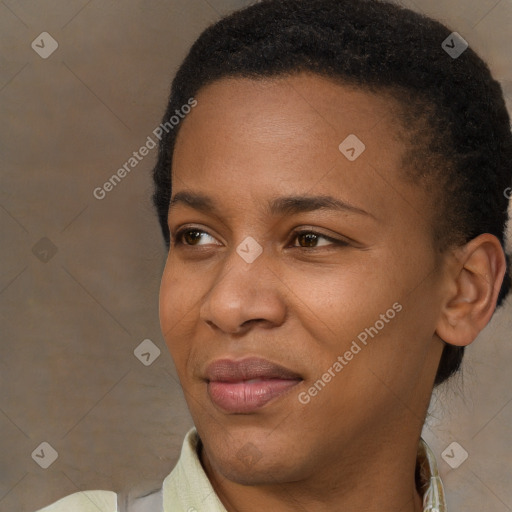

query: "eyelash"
(171, 227), (348, 250)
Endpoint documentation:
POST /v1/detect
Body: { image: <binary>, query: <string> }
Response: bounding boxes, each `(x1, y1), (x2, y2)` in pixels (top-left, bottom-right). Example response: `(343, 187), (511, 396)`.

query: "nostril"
(241, 318), (265, 328)
(205, 320), (217, 330)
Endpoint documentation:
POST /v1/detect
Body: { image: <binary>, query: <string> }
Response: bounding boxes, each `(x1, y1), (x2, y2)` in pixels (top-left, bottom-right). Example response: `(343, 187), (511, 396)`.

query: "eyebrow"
(168, 191), (374, 218)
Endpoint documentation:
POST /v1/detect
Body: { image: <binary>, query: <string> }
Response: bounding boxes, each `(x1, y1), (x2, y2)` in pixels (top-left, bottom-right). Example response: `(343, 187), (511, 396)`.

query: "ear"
(436, 233), (507, 347)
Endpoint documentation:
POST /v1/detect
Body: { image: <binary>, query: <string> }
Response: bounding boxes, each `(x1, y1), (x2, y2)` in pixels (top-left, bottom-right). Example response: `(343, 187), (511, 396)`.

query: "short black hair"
(152, 0), (512, 386)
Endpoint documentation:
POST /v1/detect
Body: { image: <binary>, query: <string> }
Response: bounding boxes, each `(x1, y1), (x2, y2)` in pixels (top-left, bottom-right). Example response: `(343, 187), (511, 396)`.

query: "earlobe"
(435, 233), (507, 347)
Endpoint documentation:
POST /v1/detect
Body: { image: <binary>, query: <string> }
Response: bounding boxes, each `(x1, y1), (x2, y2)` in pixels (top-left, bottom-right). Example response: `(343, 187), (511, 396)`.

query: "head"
(153, 0), (511, 488)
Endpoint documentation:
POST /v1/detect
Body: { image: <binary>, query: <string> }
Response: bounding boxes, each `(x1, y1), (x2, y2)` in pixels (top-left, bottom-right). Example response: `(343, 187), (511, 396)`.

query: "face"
(159, 73), (447, 486)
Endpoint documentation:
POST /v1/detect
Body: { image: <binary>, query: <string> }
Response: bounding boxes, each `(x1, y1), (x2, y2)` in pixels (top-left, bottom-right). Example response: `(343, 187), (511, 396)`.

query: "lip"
(204, 357), (303, 413)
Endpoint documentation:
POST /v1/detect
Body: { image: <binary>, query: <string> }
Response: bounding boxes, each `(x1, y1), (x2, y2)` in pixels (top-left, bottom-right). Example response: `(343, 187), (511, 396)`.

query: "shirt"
(35, 428), (447, 512)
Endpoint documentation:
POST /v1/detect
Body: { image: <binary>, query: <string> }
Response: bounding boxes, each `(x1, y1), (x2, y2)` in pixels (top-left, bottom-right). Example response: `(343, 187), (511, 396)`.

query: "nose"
(199, 248), (287, 335)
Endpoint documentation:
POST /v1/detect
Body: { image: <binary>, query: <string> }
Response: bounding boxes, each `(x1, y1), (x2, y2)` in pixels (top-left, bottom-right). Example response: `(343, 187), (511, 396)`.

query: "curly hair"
(151, 0), (512, 386)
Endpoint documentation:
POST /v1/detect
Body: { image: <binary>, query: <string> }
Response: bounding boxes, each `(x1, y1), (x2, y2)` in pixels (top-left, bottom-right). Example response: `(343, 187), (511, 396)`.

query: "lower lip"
(207, 378), (302, 413)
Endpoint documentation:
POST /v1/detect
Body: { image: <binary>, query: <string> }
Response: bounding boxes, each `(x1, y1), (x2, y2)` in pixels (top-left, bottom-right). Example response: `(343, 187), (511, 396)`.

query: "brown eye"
(297, 233), (320, 247)
(291, 230), (343, 248)
(183, 230), (203, 245)
(173, 228), (218, 246)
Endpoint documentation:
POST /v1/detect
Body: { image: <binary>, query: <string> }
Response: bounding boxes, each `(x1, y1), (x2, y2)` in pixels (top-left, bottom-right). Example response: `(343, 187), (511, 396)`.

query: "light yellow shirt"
(35, 428), (447, 511)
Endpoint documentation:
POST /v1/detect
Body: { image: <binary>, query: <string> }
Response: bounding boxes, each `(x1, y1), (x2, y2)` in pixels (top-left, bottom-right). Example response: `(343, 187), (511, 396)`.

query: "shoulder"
(34, 490), (117, 512)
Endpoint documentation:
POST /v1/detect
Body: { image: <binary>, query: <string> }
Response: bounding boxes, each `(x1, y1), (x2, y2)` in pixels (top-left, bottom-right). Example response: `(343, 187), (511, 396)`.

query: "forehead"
(177, 73), (404, 145)
(171, 73), (425, 226)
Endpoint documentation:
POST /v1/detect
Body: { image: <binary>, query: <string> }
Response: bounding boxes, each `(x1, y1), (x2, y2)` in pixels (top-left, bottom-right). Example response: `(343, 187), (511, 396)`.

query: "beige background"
(0, 0), (511, 510)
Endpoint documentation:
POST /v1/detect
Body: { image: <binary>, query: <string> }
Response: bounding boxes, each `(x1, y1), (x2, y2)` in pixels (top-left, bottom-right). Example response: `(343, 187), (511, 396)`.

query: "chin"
(212, 453), (304, 486)
(203, 435), (310, 486)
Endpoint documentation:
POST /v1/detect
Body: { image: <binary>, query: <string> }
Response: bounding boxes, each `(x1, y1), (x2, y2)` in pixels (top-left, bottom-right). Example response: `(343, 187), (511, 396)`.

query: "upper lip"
(204, 357), (302, 382)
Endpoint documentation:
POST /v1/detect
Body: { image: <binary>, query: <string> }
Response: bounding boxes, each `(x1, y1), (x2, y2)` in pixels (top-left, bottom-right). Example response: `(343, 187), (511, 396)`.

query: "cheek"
(310, 269), (440, 406)
(158, 259), (201, 357)
(277, 258), (400, 349)
(159, 264), (177, 334)
(279, 255), (433, 390)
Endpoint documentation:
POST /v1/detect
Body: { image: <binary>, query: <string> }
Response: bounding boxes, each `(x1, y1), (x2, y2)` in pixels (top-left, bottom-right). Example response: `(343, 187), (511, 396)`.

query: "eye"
(171, 227), (349, 250)
(172, 227), (220, 247)
(290, 229), (348, 249)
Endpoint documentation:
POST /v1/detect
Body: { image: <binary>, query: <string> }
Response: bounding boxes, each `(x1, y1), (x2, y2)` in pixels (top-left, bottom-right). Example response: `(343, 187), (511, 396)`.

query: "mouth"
(204, 357), (303, 413)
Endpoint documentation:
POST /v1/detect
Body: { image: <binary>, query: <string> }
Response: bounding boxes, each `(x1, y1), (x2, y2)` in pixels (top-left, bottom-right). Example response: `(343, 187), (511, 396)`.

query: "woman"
(37, 0), (511, 510)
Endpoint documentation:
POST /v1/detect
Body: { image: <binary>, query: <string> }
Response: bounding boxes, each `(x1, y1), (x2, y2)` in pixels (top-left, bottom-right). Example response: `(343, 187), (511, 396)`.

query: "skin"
(158, 73), (506, 512)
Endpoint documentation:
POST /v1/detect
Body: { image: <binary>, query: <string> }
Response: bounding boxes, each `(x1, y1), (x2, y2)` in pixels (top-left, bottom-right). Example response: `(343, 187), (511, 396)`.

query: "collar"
(417, 437), (448, 511)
